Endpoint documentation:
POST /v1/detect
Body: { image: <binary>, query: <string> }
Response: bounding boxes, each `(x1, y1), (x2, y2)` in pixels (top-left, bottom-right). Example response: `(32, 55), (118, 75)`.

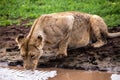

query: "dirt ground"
(0, 24), (120, 73)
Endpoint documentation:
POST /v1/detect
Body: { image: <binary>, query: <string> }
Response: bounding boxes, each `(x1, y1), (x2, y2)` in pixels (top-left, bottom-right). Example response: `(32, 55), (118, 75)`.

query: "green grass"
(0, 0), (120, 27)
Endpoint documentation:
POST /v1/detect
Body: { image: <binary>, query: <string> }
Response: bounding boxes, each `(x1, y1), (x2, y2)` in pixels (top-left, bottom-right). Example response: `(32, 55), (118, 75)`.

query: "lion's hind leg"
(90, 15), (106, 48)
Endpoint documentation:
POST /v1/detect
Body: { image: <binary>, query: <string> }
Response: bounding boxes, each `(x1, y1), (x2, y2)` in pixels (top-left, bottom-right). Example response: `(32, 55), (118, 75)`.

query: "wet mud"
(0, 25), (120, 73)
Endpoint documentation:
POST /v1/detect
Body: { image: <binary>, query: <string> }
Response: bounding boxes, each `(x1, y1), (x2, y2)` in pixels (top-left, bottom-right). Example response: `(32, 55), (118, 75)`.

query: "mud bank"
(0, 25), (120, 73)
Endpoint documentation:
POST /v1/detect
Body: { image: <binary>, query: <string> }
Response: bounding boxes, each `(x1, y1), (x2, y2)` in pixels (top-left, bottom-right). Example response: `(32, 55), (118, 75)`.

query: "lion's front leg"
(56, 33), (70, 58)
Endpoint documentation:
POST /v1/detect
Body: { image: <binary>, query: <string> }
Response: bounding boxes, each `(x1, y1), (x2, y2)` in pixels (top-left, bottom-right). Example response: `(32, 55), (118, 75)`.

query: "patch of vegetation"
(0, 0), (120, 27)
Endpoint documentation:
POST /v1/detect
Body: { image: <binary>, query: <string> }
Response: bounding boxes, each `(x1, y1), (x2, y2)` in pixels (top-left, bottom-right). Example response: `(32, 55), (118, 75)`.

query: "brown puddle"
(49, 68), (112, 80)
(0, 62), (112, 80)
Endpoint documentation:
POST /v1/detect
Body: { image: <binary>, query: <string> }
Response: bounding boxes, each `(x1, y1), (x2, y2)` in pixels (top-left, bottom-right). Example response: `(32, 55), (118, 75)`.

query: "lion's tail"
(107, 32), (120, 38)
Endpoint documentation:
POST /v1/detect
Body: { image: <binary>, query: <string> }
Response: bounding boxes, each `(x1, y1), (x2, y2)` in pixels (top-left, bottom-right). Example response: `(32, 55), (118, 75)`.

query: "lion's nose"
(26, 67), (31, 70)
(26, 67), (35, 71)
(24, 65), (33, 70)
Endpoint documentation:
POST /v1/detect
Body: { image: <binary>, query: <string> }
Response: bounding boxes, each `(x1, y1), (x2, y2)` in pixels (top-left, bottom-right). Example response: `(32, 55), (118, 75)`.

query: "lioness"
(16, 11), (120, 70)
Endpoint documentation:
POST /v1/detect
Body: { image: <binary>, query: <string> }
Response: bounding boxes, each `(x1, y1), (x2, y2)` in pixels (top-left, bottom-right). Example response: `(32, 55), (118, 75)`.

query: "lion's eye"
(21, 55), (25, 59)
(31, 55), (35, 59)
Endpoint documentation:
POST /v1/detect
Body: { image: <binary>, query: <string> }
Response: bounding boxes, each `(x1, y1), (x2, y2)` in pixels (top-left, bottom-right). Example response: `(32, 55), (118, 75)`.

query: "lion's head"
(16, 34), (43, 70)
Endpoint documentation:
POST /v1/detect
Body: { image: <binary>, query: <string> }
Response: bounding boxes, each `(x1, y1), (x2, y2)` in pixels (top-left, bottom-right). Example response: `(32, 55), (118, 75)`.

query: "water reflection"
(49, 68), (112, 80)
(0, 62), (112, 80)
(0, 62), (8, 67)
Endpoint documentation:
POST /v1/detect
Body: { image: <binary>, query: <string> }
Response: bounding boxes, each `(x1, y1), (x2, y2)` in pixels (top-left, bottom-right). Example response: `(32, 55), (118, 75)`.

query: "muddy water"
(0, 62), (112, 80)
(49, 69), (112, 80)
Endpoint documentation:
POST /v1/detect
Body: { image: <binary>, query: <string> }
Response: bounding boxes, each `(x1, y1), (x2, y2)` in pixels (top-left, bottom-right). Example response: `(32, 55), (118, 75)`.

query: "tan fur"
(16, 11), (120, 70)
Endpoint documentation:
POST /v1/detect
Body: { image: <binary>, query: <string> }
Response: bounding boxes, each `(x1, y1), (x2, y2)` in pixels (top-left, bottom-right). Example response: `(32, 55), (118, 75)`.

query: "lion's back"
(39, 12), (92, 48)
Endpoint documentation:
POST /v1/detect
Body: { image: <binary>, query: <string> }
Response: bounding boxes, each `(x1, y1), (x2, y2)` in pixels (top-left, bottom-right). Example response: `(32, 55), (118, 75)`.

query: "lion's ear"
(35, 35), (43, 47)
(38, 35), (42, 41)
(16, 34), (25, 48)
